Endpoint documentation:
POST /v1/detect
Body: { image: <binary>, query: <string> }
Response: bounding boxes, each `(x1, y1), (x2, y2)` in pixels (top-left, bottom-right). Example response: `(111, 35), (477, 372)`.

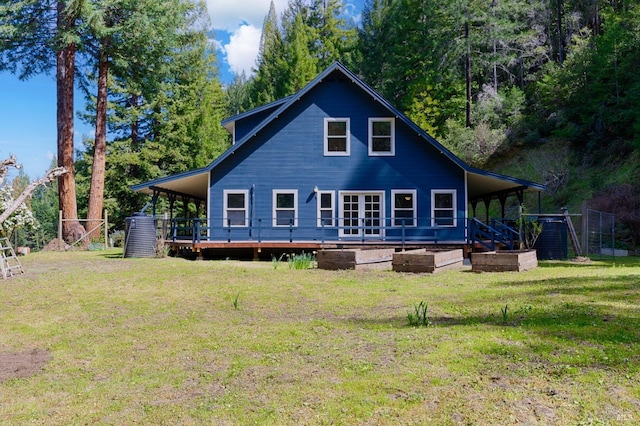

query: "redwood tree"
(0, 0), (86, 242)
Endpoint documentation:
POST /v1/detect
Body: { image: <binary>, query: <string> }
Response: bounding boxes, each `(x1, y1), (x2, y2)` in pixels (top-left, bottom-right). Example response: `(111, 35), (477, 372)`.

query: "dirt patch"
(0, 348), (51, 383)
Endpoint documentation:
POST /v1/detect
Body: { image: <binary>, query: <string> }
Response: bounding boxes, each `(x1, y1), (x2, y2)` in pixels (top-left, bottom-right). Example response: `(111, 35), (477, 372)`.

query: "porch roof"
(131, 166), (544, 204)
(131, 168), (209, 201)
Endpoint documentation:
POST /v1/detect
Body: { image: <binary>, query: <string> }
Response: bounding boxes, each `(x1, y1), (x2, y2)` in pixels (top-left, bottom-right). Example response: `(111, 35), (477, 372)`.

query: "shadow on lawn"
(346, 273), (639, 369)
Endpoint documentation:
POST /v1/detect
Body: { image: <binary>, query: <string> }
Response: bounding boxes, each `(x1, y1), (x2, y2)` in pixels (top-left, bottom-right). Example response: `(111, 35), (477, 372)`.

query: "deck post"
(289, 219), (293, 243)
(401, 220), (406, 251)
(194, 219), (200, 243)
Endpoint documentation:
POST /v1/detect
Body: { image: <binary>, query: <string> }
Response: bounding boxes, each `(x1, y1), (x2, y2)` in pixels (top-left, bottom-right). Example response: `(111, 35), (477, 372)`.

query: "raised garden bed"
(471, 249), (538, 272)
(317, 248), (395, 270)
(392, 249), (464, 273)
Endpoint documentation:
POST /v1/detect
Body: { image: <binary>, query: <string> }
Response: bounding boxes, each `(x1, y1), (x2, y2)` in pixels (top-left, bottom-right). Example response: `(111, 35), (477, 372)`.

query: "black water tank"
(124, 213), (157, 258)
(534, 217), (568, 260)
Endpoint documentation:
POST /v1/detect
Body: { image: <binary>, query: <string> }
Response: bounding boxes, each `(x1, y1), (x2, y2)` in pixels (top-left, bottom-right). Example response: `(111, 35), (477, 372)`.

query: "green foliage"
(232, 292), (240, 310)
(407, 300), (430, 327)
(248, 0), (357, 106)
(271, 253), (285, 270)
(287, 252), (316, 269)
(500, 304), (509, 323)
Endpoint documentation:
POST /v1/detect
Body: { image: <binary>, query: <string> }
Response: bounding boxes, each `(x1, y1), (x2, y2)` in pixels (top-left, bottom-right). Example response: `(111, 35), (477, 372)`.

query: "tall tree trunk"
(57, 0), (84, 243)
(556, 0), (564, 64)
(86, 43), (109, 240)
(465, 18), (472, 128)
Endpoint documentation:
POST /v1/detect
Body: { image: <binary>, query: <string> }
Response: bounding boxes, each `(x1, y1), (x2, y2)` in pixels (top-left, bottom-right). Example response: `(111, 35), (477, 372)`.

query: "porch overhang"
(131, 169), (209, 202)
(466, 169), (545, 203)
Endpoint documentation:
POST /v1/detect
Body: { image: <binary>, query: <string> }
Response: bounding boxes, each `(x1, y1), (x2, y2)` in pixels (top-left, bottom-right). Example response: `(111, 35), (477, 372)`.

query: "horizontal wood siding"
(209, 72), (466, 241)
(234, 105), (280, 142)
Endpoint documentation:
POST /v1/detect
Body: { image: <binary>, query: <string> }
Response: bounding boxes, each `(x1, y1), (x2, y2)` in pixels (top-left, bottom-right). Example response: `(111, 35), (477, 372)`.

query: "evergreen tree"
(0, 0), (86, 243)
(250, 0), (285, 105)
(281, 12), (317, 94)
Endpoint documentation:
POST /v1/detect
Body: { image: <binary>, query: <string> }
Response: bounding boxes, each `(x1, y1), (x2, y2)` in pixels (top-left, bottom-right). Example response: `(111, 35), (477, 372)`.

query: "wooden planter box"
(471, 250), (538, 272)
(317, 248), (395, 270)
(393, 249), (464, 273)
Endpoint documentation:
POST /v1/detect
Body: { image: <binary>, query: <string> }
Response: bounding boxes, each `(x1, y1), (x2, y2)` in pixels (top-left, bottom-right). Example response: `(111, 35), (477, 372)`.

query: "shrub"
(589, 184), (640, 247)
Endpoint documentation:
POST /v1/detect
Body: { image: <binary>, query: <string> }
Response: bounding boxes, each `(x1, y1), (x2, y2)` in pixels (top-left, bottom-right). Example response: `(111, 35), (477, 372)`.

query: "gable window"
(324, 118), (350, 156)
(223, 190), (248, 227)
(273, 190), (298, 227)
(317, 191), (335, 227)
(392, 190), (416, 227)
(431, 190), (457, 227)
(368, 118), (395, 156)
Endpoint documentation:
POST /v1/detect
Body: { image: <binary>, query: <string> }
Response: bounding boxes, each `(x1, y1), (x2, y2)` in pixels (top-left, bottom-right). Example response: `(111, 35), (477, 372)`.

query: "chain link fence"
(584, 209), (617, 258)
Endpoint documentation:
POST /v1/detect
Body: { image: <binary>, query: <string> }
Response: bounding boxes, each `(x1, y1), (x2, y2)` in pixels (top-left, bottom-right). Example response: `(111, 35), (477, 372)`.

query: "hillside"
(490, 139), (640, 251)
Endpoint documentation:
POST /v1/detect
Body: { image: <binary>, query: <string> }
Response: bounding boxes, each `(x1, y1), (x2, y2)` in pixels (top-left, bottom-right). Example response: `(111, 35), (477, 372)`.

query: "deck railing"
(468, 218), (519, 251)
(164, 216), (444, 245)
(161, 216), (521, 248)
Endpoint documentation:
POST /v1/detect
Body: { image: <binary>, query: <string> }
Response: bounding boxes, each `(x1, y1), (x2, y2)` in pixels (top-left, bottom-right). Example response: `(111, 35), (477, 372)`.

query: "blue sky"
(0, 0), (362, 180)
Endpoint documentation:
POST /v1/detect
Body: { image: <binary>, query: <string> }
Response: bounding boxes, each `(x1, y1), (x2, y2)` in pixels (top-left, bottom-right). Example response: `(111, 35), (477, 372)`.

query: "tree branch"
(0, 155), (19, 187)
(0, 165), (67, 226)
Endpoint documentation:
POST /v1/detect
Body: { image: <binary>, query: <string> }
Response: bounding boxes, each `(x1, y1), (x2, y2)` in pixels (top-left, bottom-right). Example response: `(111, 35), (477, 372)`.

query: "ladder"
(1, 237), (24, 279)
(561, 208), (582, 256)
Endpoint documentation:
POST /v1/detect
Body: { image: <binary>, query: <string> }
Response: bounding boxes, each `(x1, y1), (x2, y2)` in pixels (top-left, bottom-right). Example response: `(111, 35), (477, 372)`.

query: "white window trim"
(223, 189), (249, 227)
(273, 190), (298, 227)
(316, 190), (335, 227)
(391, 189), (417, 227)
(368, 117), (395, 156)
(324, 117), (350, 156)
(431, 189), (457, 227)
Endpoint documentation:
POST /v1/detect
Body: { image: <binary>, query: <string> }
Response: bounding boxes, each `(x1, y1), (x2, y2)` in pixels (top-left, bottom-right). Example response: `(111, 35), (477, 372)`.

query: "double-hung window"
(223, 190), (248, 227)
(324, 118), (350, 155)
(317, 191), (335, 227)
(368, 118), (395, 156)
(392, 190), (416, 227)
(431, 190), (457, 227)
(273, 190), (298, 227)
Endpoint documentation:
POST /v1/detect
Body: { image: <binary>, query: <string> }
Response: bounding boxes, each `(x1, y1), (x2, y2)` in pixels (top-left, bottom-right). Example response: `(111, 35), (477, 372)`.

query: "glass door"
(340, 192), (384, 238)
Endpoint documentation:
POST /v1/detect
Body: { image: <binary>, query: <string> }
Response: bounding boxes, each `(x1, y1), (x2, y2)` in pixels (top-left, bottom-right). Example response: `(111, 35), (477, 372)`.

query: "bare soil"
(0, 348), (51, 383)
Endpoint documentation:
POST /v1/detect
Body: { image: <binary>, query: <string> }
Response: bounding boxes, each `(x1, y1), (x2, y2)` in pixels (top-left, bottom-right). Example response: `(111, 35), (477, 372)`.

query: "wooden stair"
(1, 237), (24, 279)
(561, 208), (582, 256)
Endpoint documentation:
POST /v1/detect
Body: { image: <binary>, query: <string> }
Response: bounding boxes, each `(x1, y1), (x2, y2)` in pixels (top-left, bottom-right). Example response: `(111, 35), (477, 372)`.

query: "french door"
(339, 192), (384, 238)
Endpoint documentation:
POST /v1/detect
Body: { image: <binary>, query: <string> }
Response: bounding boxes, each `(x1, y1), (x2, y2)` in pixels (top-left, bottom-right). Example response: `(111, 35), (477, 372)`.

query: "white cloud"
(206, 0), (362, 79)
(223, 25), (262, 77)
(206, 0), (289, 78)
(206, 0), (289, 31)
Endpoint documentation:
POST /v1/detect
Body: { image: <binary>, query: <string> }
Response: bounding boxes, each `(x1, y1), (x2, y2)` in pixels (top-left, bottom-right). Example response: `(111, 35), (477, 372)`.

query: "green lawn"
(1, 250), (639, 425)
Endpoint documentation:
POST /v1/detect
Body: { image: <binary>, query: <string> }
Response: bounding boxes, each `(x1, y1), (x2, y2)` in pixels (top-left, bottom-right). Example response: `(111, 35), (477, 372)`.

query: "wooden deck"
(165, 239), (472, 260)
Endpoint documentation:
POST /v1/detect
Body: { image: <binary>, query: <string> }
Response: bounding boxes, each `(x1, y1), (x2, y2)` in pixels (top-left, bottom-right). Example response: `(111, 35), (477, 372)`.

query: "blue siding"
(208, 74), (466, 242)
(233, 103), (283, 142)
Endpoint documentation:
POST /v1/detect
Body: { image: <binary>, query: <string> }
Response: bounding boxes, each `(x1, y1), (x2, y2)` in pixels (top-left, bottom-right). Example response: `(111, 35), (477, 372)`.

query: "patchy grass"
(1, 250), (639, 424)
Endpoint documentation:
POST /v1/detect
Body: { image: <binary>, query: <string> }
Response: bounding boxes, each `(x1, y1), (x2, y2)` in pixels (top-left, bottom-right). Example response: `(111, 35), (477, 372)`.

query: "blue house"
(132, 62), (544, 257)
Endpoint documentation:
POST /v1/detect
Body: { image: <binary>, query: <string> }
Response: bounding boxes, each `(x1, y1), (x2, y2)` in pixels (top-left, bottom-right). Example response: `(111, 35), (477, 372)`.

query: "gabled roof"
(221, 95), (293, 135)
(132, 61), (545, 200)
